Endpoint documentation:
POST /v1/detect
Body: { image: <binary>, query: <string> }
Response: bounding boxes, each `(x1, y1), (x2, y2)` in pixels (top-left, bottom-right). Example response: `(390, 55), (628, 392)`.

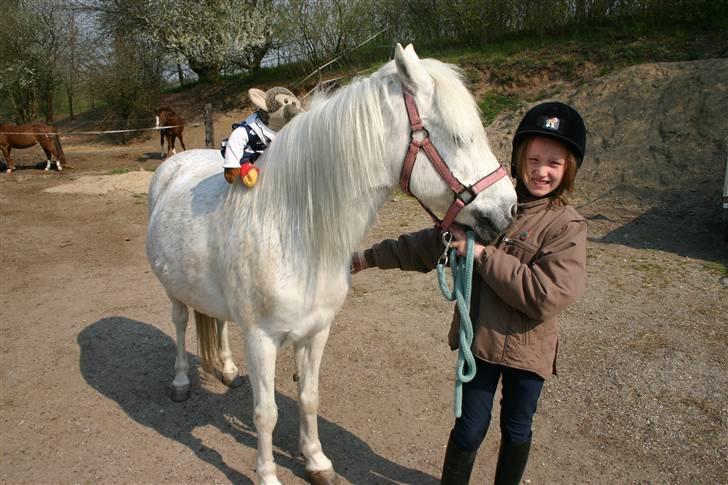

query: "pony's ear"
(248, 88), (268, 111)
(394, 43), (433, 95)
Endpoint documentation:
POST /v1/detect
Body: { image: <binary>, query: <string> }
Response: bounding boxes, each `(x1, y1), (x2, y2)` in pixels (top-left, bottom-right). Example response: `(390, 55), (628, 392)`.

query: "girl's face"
(522, 137), (569, 198)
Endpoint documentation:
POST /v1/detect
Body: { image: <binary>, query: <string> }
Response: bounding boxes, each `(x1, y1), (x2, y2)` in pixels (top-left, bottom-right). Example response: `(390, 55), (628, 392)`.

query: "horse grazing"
(0, 123), (67, 173)
(146, 44), (517, 484)
(155, 107), (186, 158)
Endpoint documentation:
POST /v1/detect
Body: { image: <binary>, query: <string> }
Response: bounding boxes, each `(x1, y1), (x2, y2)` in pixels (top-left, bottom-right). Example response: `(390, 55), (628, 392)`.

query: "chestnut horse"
(0, 123), (67, 173)
(155, 107), (186, 158)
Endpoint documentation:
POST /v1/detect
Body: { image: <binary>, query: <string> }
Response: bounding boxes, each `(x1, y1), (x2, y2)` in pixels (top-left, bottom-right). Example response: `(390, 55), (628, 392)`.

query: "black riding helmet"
(511, 101), (586, 176)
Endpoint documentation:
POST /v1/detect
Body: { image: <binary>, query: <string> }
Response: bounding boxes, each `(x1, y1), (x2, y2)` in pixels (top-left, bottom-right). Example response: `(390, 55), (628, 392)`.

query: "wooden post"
(204, 103), (214, 148)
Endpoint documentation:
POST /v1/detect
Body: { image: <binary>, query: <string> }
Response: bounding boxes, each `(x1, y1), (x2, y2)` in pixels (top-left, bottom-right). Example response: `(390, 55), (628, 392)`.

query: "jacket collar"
(518, 196), (553, 213)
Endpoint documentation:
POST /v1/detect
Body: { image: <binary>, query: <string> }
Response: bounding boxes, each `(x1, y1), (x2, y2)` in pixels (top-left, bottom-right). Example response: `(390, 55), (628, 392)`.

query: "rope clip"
(438, 231), (453, 266)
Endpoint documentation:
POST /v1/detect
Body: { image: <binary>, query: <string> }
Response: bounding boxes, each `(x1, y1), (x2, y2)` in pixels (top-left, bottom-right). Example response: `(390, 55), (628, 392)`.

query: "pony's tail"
(194, 310), (220, 373)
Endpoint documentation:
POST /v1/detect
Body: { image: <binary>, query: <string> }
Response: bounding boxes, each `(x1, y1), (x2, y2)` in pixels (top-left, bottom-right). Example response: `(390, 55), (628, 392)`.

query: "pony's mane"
(231, 57), (481, 270)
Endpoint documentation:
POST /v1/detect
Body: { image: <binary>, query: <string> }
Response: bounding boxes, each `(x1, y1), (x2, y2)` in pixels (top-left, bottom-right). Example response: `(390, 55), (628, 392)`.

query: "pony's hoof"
(306, 469), (340, 485)
(171, 384), (190, 402)
(223, 373), (244, 388)
(5, 169), (11, 174)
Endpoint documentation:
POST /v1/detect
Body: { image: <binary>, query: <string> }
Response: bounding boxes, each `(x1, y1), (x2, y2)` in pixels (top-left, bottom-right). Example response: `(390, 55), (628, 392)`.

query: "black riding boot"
(441, 433), (477, 485)
(493, 435), (532, 485)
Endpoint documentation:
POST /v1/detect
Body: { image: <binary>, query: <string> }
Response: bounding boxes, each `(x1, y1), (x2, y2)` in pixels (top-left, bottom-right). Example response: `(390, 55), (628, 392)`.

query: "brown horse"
(0, 123), (67, 173)
(155, 107), (186, 158)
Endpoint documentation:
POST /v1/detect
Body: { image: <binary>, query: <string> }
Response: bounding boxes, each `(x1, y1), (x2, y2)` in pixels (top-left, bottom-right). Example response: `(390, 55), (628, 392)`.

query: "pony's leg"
(52, 137), (64, 171)
(41, 144), (53, 171)
(294, 326), (338, 484)
(244, 326), (281, 485)
(178, 133), (186, 151)
(215, 319), (242, 387)
(170, 298), (192, 402)
(0, 146), (10, 172)
(160, 130), (166, 158)
(170, 136), (177, 155)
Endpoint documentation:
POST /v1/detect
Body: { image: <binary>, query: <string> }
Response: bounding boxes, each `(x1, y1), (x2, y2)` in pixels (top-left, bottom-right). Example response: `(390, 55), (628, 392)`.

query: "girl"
(351, 102), (588, 484)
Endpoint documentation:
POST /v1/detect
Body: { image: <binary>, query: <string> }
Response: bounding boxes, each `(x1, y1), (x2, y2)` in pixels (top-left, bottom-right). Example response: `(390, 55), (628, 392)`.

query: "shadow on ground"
(78, 317), (437, 484)
(582, 184), (728, 267)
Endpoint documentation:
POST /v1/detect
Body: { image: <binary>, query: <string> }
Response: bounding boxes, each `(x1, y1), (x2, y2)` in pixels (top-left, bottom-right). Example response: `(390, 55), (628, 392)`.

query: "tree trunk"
(177, 63), (185, 86)
(66, 86), (75, 121)
(189, 61), (220, 83)
(46, 92), (54, 123)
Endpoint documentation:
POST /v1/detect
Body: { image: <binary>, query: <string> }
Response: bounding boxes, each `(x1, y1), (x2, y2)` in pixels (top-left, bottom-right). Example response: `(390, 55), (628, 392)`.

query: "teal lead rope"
(436, 230), (477, 418)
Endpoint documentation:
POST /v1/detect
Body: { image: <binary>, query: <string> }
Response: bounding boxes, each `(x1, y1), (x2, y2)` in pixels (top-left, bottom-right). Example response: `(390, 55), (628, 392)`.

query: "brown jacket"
(363, 197), (587, 379)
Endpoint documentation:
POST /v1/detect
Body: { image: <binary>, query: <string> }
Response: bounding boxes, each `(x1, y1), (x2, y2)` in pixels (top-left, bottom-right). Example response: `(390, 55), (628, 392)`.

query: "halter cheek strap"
(399, 89), (508, 231)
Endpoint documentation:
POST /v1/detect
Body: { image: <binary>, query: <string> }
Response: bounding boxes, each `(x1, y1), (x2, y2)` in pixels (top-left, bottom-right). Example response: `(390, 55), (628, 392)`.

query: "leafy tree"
(82, 0), (275, 82)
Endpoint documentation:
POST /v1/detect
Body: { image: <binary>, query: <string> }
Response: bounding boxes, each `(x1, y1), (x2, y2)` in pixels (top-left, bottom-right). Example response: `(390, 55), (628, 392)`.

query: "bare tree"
(0, 1), (41, 123)
(0, 0), (81, 123)
(276, 0), (381, 69)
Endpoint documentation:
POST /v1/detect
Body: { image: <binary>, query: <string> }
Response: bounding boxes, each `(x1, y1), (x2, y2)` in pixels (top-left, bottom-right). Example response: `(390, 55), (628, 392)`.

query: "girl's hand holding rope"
(450, 224), (486, 260)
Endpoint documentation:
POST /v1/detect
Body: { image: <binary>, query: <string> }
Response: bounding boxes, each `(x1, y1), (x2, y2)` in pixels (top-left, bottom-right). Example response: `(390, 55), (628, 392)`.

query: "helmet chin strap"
(398, 88), (508, 231)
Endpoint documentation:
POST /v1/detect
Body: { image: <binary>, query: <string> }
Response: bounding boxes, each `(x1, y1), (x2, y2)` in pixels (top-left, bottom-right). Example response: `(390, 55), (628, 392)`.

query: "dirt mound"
(487, 58), (728, 199)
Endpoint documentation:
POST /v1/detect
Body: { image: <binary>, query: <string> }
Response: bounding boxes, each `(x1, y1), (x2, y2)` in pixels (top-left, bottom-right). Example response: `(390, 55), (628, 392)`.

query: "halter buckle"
(456, 186), (476, 205)
(410, 127), (429, 143)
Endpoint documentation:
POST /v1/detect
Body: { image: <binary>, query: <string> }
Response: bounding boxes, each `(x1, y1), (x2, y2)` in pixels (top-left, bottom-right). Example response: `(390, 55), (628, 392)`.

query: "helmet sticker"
(540, 116), (561, 131)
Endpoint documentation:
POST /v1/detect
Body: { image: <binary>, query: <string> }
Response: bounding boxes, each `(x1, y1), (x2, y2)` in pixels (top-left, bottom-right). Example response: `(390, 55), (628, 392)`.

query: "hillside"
(47, 27), (728, 255)
(149, 29), (727, 203)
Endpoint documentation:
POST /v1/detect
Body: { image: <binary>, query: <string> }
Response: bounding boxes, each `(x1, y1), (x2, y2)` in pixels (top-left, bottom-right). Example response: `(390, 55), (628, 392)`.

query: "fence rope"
(0, 123), (201, 137)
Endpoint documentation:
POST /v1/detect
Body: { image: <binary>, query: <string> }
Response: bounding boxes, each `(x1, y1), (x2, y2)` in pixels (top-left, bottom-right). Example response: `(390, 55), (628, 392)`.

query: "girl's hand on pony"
(350, 252), (368, 274)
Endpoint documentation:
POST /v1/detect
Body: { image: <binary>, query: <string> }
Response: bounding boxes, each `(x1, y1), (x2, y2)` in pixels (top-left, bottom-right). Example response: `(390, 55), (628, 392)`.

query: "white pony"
(146, 44), (517, 485)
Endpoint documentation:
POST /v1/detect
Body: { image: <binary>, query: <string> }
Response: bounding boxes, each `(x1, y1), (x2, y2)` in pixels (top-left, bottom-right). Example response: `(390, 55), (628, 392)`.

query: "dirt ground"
(1, 59), (727, 484)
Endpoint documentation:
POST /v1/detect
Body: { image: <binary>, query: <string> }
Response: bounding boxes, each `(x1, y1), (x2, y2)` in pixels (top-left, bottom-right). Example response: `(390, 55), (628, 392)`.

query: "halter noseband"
(399, 89), (508, 231)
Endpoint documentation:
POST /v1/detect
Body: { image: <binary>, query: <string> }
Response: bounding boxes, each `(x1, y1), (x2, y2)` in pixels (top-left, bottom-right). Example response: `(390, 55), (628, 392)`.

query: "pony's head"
(388, 44), (517, 241)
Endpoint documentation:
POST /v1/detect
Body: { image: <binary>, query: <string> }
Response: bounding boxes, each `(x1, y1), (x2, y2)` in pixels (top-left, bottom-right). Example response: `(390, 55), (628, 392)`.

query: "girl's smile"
(522, 137), (568, 197)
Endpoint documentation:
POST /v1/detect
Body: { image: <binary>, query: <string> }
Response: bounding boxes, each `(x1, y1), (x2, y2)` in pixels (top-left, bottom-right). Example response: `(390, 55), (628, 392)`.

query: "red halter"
(399, 89), (508, 231)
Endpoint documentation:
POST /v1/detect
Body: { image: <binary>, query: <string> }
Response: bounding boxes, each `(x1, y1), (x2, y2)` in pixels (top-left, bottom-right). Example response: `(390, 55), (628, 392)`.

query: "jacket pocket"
(500, 236), (540, 264)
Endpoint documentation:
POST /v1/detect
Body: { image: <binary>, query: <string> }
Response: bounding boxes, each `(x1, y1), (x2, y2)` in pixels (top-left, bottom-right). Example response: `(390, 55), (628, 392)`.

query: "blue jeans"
(451, 359), (544, 452)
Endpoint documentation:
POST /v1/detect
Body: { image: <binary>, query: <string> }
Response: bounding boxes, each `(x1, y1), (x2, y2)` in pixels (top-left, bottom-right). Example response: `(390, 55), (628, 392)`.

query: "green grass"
(479, 92), (520, 124)
(106, 168), (131, 175)
(133, 192), (148, 205)
(702, 260), (728, 276)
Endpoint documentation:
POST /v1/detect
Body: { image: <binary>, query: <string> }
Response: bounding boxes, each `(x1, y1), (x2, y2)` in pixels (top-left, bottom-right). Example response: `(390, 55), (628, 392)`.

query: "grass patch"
(479, 92), (520, 124)
(106, 168), (131, 175)
(634, 260), (671, 288)
(634, 261), (669, 274)
(133, 193), (148, 205)
(702, 260), (728, 276)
